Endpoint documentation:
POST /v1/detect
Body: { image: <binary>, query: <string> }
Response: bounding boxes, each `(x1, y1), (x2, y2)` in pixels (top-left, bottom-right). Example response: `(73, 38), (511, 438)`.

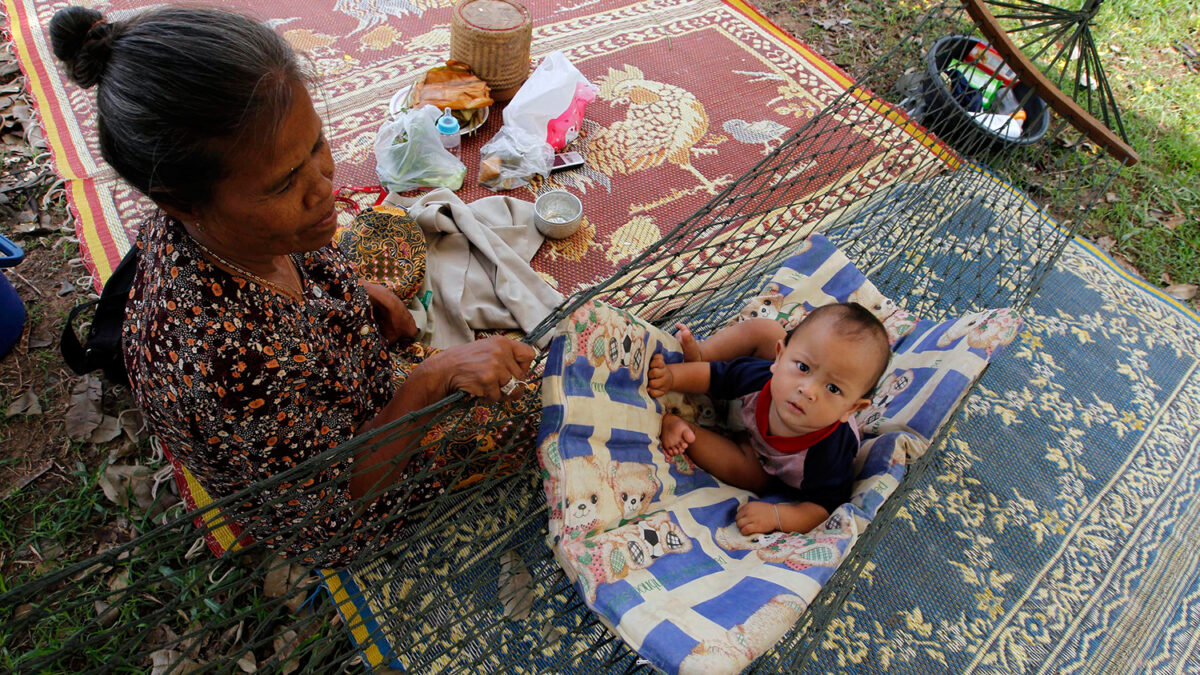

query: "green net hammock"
(0, 1), (1133, 671)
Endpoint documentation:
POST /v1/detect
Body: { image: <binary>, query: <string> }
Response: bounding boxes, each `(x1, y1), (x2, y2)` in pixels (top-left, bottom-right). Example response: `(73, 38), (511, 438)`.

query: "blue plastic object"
(1, 233), (28, 359)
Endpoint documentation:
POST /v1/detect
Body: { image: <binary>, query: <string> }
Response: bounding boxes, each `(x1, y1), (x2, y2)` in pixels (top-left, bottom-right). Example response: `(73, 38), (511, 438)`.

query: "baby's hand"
(736, 501), (780, 535)
(647, 353), (673, 397)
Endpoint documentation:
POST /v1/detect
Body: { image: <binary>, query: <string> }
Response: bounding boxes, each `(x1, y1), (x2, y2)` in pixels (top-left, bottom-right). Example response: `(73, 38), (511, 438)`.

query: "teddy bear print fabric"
(539, 299), (917, 674)
(537, 236), (1019, 674)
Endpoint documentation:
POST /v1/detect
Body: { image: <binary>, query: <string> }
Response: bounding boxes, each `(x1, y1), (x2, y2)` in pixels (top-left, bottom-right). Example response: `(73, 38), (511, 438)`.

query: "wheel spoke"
(984, 0), (1073, 18)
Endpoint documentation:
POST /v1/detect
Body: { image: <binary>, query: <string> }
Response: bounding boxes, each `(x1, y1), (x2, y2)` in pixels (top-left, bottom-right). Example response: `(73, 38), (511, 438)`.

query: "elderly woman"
(50, 6), (537, 564)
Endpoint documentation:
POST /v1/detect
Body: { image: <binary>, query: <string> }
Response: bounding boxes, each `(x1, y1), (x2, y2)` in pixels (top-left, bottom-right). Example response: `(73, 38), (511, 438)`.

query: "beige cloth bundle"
(390, 188), (563, 348)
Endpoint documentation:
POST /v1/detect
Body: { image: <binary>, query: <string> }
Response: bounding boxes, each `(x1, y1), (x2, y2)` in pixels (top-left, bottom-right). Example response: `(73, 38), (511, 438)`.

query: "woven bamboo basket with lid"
(450, 0), (532, 102)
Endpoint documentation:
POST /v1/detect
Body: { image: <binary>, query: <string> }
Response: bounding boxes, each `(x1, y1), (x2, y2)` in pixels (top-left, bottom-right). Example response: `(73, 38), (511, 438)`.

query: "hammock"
(0, 0), (1133, 671)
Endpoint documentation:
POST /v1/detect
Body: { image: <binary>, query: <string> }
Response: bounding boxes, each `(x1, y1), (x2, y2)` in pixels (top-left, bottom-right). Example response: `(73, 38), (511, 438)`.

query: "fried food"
(411, 61), (494, 112)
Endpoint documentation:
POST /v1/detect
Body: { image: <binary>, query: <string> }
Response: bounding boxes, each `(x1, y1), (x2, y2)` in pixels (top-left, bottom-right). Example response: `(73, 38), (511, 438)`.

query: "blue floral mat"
(803, 237), (1200, 674)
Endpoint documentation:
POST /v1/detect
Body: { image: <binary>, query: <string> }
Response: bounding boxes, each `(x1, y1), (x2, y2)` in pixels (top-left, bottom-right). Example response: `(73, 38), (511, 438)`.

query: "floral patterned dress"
(124, 213), (536, 566)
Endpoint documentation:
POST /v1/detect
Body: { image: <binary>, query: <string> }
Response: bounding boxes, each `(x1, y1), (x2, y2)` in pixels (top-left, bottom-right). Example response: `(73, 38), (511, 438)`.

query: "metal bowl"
(534, 190), (583, 239)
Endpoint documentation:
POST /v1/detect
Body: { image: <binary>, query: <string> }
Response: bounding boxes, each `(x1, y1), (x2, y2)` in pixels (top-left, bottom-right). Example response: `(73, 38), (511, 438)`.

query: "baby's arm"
(677, 319), (786, 363)
(736, 501), (829, 535)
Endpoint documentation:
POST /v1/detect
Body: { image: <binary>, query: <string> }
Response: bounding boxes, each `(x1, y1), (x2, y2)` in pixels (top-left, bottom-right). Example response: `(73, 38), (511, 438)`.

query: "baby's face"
(768, 316), (876, 436)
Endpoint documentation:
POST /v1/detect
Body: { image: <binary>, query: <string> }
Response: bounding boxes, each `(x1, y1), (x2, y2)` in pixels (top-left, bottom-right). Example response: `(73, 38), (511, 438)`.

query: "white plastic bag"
(376, 105), (466, 192)
(478, 52), (596, 191)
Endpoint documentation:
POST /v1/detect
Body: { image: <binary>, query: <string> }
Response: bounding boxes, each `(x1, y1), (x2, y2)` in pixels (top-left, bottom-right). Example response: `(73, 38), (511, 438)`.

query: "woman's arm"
(349, 336), (535, 499)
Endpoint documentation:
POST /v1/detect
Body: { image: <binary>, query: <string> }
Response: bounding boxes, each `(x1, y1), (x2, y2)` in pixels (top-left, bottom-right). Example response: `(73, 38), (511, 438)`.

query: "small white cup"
(534, 191), (583, 239)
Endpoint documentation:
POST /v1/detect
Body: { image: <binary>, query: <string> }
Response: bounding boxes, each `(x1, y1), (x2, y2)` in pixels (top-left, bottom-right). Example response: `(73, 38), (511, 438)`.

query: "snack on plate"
(412, 61), (494, 128)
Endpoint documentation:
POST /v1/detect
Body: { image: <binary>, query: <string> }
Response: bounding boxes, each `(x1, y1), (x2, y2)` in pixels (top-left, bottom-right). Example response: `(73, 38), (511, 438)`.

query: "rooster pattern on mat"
(723, 118), (791, 155)
(335, 0), (449, 33)
(565, 65), (730, 205)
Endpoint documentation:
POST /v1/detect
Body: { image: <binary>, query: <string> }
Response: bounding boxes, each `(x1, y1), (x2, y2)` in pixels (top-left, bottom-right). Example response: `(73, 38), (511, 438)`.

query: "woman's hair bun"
(49, 6), (116, 89)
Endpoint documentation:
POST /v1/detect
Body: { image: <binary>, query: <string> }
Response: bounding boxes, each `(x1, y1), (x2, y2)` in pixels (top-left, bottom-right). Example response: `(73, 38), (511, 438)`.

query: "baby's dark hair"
(787, 302), (891, 397)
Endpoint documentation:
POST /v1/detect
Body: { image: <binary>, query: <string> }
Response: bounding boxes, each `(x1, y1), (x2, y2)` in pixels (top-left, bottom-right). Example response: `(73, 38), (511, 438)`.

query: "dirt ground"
(0, 32), (144, 575)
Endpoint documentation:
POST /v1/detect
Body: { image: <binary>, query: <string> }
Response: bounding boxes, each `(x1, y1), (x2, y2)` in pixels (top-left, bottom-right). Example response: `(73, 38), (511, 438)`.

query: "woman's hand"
(363, 281), (418, 344)
(431, 336), (536, 402)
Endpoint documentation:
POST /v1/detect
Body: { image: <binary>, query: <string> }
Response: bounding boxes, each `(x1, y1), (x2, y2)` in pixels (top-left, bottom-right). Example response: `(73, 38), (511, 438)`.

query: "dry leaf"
(37, 540), (65, 562)
(1110, 252), (1140, 275)
(1166, 283), (1198, 301)
(263, 561), (290, 599)
(215, 621), (245, 654)
(1104, 192), (1118, 203)
(94, 600), (120, 628)
(119, 409), (145, 442)
(90, 415), (123, 444)
(150, 649), (201, 675)
(57, 280), (75, 296)
(540, 624), (567, 646)
(178, 619), (205, 659)
(497, 550), (533, 620)
(1148, 207), (1185, 231)
(285, 566), (311, 614)
(272, 630), (301, 675)
(1095, 235), (1116, 252)
(236, 652), (257, 673)
(6, 389), (42, 417)
(814, 17), (850, 29)
(14, 221), (51, 235)
(65, 375), (103, 440)
(0, 459), (52, 501)
(99, 465), (155, 510)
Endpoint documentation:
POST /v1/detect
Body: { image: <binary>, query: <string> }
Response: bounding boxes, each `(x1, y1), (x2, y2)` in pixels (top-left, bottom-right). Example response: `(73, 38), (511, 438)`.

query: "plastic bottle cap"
(437, 107), (461, 134)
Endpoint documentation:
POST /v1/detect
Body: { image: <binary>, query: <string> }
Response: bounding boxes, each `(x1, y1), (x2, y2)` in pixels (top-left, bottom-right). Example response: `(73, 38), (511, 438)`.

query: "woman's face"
(191, 81), (337, 257)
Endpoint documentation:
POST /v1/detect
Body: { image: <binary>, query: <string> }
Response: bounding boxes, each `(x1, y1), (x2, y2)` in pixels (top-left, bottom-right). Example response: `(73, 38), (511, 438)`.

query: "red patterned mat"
(6, 0), (927, 295)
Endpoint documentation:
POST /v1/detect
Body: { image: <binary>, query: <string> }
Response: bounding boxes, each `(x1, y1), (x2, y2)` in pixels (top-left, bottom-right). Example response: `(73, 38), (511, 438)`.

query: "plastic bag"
(547, 81), (597, 151)
(478, 126), (554, 191)
(376, 105), (466, 192)
(478, 51), (597, 191)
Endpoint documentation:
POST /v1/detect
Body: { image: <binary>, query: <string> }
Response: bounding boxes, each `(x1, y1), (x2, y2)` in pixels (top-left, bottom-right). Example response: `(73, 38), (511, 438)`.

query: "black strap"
(58, 246), (140, 384)
(60, 298), (100, 376)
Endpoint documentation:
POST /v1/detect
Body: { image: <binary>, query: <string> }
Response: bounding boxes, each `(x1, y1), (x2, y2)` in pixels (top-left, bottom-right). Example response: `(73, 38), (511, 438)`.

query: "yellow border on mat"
(1073, 237), (1200, 325)
(3, 0), (81, 180)
(723, 0), (853, 88)
(171, 459), (246, 555)
(724, 0), (960, 168)
(320, 573), (387, 667)
(71, 180), (114, 281)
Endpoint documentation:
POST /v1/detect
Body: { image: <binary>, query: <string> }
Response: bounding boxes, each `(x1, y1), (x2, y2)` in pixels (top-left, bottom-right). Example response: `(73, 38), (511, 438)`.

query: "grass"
(760, 0), (1200, 303)
(1083, 0), (1200, 289)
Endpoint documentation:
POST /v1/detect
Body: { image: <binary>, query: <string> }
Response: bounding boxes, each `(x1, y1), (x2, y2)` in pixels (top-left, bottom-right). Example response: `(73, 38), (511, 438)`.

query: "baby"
(648, 303), (891, 535)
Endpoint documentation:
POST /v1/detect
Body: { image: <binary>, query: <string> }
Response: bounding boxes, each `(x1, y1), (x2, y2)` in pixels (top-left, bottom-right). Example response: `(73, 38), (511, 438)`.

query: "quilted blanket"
(536, 235), (1022, 673)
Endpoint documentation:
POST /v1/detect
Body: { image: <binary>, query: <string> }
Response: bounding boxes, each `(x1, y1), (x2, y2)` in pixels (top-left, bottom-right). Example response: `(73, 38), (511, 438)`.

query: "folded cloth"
(395, 188), (564, 348)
